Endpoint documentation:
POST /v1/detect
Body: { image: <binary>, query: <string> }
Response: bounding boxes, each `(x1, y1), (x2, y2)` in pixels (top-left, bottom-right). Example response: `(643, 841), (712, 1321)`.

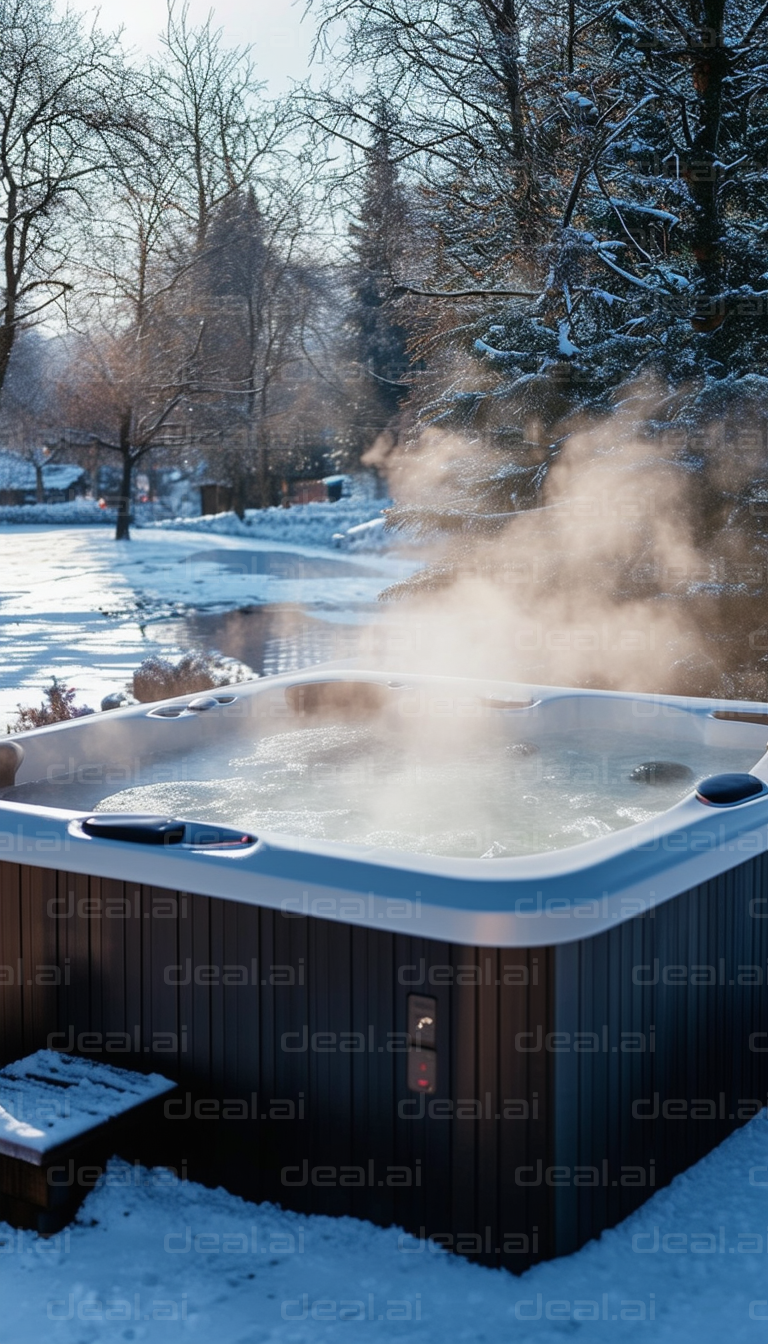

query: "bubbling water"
(94, 723), (759, 858)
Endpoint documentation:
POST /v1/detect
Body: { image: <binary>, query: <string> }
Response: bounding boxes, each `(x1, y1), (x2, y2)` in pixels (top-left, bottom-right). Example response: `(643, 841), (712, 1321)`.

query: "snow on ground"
(3, 1112), (768, 1341)
(0, 526), (415, 729)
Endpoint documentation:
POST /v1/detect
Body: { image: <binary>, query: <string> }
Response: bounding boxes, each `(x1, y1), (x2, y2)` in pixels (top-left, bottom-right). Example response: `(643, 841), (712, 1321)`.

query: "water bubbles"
(506, 741), (539, 757)
(91, 727), (754, 859)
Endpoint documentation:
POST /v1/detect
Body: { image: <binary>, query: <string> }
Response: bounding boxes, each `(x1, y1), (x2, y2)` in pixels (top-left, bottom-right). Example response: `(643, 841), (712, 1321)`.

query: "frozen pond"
(183, 547), (381, 578)
(0, 526), (412, 724)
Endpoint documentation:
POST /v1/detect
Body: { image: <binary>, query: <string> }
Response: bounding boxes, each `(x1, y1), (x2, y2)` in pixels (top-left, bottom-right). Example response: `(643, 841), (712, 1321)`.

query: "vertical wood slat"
(418, 938), (452, 1243)
(526, 946), (551, 1262)
(209, 893), (225, 1096)
(124, 883), (143, 1066)
(498, 949), (532, 1263)
(476, 948), (499, 1256)
(20, 864), (57, 1055)
(450, 942), (477, 1246)
(98, 877), (127, 1053)
(551, 940), (579, 1256)
(0, 863), (23, 1065)
(190, 893), (212, 1092)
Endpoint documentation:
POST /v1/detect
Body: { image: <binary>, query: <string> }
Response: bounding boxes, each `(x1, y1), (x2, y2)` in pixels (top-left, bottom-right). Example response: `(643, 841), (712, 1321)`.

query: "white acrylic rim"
(1, 669), (767, 947)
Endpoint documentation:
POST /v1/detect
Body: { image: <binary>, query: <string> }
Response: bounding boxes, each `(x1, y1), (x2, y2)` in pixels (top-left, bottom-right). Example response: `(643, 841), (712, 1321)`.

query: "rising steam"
(359, 408), (765, 700)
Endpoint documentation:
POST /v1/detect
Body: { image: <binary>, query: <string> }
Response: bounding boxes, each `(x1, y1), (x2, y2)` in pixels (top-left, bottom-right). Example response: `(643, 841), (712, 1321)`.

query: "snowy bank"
(3, 1111), (768, 1340)
(0, 498), (401, 550)
(149, 499), (393, 550)
(333, 515), (389, 550)
(0, 500), (116, 526)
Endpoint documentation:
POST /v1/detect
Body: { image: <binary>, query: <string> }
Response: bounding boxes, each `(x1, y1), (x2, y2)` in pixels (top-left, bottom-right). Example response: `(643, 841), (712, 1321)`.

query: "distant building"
(287, 475), (351, 506)
(0, 452), (88, 506)
(199, 482), (235, 516)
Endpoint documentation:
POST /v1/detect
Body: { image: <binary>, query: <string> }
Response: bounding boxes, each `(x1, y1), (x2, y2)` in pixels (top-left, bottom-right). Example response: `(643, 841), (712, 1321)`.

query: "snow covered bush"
(132, 651), (256, 703)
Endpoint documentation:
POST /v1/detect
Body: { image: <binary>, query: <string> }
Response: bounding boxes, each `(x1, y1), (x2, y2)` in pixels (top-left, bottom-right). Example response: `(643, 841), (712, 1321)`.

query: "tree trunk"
(232, 473), (247, 520)
(495, 0), (526, 163)
(258, 435), (270, 509)
(0, 324), (15, 404)
(566, 0), (576, 74)
(687, 0), (728, 294)
(35, 463), (44, 504)
(257, 380), (271, 508)
(0, 178), (18, 401)
(115, 451), (133, 541)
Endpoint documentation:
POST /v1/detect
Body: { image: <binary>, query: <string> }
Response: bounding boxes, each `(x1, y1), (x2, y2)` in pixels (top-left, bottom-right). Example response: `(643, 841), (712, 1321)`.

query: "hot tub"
(1, 670), (768, 1268)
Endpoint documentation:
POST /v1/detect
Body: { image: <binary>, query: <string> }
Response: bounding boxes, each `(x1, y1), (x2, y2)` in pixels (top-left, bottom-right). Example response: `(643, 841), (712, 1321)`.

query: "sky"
(73, 0), (316, 92)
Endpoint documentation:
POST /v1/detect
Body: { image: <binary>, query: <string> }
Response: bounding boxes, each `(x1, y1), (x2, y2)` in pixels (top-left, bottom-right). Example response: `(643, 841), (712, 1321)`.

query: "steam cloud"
(356, 409), (766, 700)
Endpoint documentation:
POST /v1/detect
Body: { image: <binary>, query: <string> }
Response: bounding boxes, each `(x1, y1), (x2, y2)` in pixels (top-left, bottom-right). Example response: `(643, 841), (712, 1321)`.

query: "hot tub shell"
(1, 671), (768, 1268)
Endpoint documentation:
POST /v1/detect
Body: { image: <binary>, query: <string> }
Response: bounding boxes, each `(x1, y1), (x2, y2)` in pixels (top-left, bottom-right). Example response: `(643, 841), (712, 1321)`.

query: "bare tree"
(142, 2), (325, 512)
(154, 1), (287, 250)
(32, 0), (329, 535)
(62, 126), (208, 539)
(63, 321), (205, 540)
(58, 0), (293, 539)
(0, 0), (142, 400)
(0, 330), (77, 498)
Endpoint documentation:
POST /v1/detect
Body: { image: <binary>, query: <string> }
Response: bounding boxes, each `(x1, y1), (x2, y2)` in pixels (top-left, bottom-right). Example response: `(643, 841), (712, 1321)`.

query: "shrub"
(9, 679), (95, 732)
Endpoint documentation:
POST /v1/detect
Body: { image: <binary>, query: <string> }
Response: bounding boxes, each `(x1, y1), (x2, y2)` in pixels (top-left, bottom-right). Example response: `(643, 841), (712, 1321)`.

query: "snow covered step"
(0, 1051), (175, 1164)
(0, 1052), (176, 1234)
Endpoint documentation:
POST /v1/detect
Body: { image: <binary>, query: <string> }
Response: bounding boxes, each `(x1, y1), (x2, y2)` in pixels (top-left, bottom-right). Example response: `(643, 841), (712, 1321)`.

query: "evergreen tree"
(347, 111), (412, 451)
(313, 0), (768, 535)
(197, 188), (344, 511)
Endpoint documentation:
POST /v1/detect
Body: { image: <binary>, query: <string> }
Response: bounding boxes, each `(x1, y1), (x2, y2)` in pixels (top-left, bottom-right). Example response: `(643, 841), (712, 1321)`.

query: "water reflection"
(153, 604), (369, 678)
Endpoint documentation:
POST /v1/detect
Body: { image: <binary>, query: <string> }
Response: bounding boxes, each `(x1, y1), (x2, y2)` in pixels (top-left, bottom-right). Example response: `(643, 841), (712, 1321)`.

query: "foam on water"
(94, 723), (760, 858)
